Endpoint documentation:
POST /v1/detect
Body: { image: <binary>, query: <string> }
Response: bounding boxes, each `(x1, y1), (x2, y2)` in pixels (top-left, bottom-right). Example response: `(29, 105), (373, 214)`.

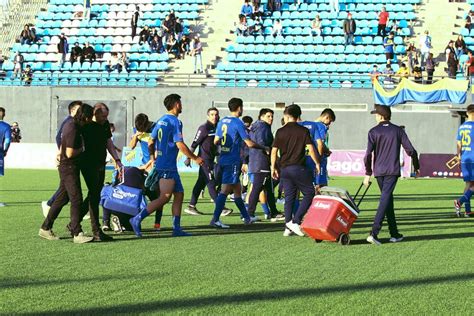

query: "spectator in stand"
(387, 20), (401, 36)
(20, 24), (34, 45)
(162, 15), (173, 41)
(252, 1), (263, 19)
(12, 52), (24, 78)
(382, 63), (395, 85)
(272, 19), (282, 36)
(425, 53), (436, 84)
(466, 11), (473, 32)
(139, 25), (151, 45)
(106, 53), (122, 73)
(447, 52), (458, 79)
(406, 42), (418, 74)
(311, 14), (322, 37)
(343, 13), (356, 46)
(191, 35), (203, 74)
(369, 64), (381, 84)
(267, 0), (278, 13)
(467, 51), (474, 81)
(383, 32), (395, 62)
(21, 64), (33, 85)
(329, 0), (339, 13)
(419, 30), (432, 68)
(241, 0), (254, 17)
(119, 52), (129, 72)
(179, 34), (191, 57)
(81, 42), (96, 63)
(150, 35), (164, 53)
(0, 50), (4, 70)
(29, 24), (37, 43)
(445, 40), (456, 63)
(11, 122), (21, 143)
(412, 64), (422, 83)
(236, 15), (249, 36)
(83, 0), (91, 20)
(57, 33), (68, 65)
(169, 9), (177, 24)
(167, 35), (180, 58)
(70, 42), (82, 63)
(455, 35), (467, 59)
(377, 6), (389, 38)
(396, 63), (410, 81)
(250, 16), (263, 35)
(174, 18), (184, 39)
(131, 5), (140, 39)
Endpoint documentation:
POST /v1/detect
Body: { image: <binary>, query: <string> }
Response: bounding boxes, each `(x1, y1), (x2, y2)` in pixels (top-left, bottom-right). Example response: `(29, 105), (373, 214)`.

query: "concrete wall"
(0, 86), (462, 153)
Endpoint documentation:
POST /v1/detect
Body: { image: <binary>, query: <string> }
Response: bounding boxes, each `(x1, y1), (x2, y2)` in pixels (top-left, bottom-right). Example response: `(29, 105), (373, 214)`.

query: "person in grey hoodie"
(247, 108), (284, 221)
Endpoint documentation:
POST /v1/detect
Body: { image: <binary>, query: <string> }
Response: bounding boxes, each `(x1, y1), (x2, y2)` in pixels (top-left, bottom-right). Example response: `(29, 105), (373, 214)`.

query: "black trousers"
(42, 163), (83, 235)
(189, 162), (218, 206)
(247, 172), (278, 216)
(281, 165), (315, 224)
(371, 175), (400, 237)
(377, 24), (387, 37)
(78, 163), (105, 235)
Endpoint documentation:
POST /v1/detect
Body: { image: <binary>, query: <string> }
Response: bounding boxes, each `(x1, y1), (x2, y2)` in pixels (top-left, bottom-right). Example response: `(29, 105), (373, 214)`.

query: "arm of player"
(177, 141), (204, 166)
(363, 131), (375, 186)
(65, 146), (82, 159)
(457, 140), (462, 160)
(129, 131), (141, 149)
(270, 147), (279, 180)
(400, 130), (420, 174)
(107, 138), (123, 169)
(307, 143), (321, 175)
(244, 139), (269, 154)
(3, 128), (11, 156)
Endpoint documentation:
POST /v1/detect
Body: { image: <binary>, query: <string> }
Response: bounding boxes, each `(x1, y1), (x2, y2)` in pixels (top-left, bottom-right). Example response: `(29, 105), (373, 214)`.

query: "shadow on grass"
(349, 231), (474, 245)
(26, 273), (474, 315)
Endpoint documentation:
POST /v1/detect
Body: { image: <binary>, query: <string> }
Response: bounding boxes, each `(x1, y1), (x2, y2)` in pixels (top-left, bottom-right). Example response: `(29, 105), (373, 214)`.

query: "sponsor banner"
(419, 154), (461, 178)
(327, 150), (411, 177)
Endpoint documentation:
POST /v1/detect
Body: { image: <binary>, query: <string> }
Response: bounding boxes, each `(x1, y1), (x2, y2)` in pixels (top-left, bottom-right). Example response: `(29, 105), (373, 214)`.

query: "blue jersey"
(133, 122), (156, 165)
(216, 116), (249, 165)
(314, 121), (328, 144)
(0, 121), (11, 154)
(298, 121), (318, 170)
(151, 114), (183, 171)
(457, 121), (474, 163)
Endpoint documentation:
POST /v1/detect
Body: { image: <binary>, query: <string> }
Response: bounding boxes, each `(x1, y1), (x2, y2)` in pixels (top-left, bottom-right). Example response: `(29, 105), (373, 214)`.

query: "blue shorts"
(461, 162), (474, 182)
(220, 164), (241, 185)
(0, 151), (4, 176)
(315, 158), (328, 186)
(145, 169), (184, 193)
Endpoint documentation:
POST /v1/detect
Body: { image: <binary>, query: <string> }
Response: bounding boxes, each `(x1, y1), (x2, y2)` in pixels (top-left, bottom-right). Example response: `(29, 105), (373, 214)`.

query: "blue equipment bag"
(100, 184), (147, 216)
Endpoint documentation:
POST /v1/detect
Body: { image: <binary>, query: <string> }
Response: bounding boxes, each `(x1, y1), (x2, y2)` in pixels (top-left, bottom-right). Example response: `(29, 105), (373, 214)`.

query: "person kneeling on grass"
(454, 104), (474, 218)
(271, 104), (320, 237)
(129, 94), (204, 238)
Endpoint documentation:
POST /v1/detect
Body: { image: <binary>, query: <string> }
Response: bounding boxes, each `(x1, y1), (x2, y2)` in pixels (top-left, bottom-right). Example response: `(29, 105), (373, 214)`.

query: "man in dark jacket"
(343, 13), (356, 46)
(363, 105), (420, 245)
(131, 5), (140, 39)
(70, 42), (82, 63)
(81, 42), (96, 63)
(247, 108), (283, 221)
(57, 33), (68, 65)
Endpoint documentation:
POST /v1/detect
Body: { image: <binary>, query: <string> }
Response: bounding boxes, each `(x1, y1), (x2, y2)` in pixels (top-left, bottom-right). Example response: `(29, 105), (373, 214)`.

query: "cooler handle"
(354, 181), (371, 207)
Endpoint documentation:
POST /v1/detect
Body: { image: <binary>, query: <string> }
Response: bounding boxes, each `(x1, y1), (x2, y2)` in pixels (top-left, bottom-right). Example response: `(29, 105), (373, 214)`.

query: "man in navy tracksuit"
(247, 108), (283, 221)
(364, 105), (420, 245)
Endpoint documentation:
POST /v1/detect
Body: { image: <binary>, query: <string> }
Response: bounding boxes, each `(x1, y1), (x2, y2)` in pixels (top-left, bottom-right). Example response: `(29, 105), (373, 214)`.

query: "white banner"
(4, 143), (58, 169)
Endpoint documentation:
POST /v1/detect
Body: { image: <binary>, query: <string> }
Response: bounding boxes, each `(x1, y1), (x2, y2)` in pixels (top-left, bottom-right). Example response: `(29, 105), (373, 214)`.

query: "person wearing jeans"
(363, 105), (420, 245)
(343, 13), (356, 46)
(191, 36), (203, 74)
(271, 104), (320, 237)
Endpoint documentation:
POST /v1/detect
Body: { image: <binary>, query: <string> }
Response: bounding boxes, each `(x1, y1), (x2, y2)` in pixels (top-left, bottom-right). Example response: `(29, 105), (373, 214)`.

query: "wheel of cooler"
(301, 186), (362, 245)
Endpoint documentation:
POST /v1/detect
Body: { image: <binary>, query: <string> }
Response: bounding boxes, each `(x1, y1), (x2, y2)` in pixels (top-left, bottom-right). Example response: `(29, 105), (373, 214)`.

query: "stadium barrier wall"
(0, 86), (462, 154)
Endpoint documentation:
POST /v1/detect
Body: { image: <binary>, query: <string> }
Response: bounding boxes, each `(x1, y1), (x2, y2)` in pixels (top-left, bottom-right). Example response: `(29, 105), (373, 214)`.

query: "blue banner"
(373, 78), (468, 106)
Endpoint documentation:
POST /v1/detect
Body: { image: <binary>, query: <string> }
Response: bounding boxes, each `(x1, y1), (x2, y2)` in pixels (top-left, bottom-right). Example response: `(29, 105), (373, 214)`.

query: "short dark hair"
(259, 108), (274, 119)
(207, 107), (219, 114)
(320, 108), (336, 122)
(242, 116), (253, 125)
(0, 107), (5, 119)
(68, 101), (83, 113)
(135, 113), (150, 132)
(228, 97), (243, 112)
(94, 102), (109, 114)
(467, 104), (474, 114)
(164, 94), (181, 111)
(74, 103), (93, 127)
(285, 104), (302, 119)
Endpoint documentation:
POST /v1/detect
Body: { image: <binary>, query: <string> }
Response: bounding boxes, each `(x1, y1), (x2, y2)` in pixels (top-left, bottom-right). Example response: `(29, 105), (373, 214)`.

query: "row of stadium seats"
(2, 61), (169, 71)
(12, 43), (168, 54)
(228, 43), (405, 53)
(216, 62), (399, 73)
(215, 79), (373, 88)
(260, 0), (421, 4)
(0, 77), (159, 87)
(234, 35), (405, 45)
(49, 0), (206, 4)
(45, 4), (200, 13)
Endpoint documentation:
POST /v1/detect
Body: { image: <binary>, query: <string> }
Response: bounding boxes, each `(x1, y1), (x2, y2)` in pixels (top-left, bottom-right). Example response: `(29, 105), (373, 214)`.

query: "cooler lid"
(319, 186), (359, 213)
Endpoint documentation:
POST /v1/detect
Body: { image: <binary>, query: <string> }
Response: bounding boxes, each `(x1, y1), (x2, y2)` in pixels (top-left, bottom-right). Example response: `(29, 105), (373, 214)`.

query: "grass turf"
(0, 169), (473, 315)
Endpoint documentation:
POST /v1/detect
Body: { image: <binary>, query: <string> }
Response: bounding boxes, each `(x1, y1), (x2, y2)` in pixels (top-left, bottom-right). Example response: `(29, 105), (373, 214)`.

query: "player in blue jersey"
(210, 98), (269, 228)
(313, 108), (336, 191)
(129, 113), (156, 166)
(0, 107), (11, 207)
(129, 94), (204, 237)
(454, 104), (474, 217)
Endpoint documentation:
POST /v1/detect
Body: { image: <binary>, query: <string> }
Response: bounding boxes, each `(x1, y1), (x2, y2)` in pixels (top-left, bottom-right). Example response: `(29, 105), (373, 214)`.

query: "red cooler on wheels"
(301, 184), (370, 245)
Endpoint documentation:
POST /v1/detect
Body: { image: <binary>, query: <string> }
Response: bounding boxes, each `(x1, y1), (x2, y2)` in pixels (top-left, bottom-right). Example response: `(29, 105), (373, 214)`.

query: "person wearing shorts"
(455, 104), (474, 217)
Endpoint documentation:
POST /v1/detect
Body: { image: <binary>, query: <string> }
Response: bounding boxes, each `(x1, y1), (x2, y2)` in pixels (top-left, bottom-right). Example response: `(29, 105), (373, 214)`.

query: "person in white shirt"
(272, 19), (282, 36)
(419, 30), (432, 68)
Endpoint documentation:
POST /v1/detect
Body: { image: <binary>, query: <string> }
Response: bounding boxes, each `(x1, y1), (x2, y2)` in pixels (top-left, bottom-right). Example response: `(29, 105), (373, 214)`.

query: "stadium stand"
(0, 0), (207, 86)
(217, 0), (419, 88)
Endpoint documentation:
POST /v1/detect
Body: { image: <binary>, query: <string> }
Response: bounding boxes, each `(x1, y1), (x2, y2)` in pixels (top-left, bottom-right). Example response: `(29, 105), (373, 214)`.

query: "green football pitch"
(0, 170), (472, 314)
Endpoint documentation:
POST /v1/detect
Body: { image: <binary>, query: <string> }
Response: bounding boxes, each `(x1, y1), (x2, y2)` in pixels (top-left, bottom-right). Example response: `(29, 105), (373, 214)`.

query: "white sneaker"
(184, 206), (203, 215)
(73, 232), (94, 244)
(277, 198), (285, 204)
(83, 212), (90, 220)
(221, 207), (233, 216)
(366, 235), (382, 245)
(285, 221), (305, 237)
(210, 220), (230, 229)
(41, 201), (50, 218)
(38, 228), (60, 240)
(0, 202), (5, 207)
(264, 214), (271, 220)
(283, 228), (294, 237)
(389, 235), (404, 243)
(242, 216), (259, 223)
(111, 215), (123, 233)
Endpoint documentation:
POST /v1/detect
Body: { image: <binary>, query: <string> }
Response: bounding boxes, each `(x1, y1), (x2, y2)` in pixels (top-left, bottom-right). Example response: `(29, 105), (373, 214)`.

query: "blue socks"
(138, 208), (149, 222)
(213, 193), (227, 221)
(459, 189), (473, 205)
(172, 216), (181, 231)
(261, 203), (270, 216)
(235, 197), (250, 220)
